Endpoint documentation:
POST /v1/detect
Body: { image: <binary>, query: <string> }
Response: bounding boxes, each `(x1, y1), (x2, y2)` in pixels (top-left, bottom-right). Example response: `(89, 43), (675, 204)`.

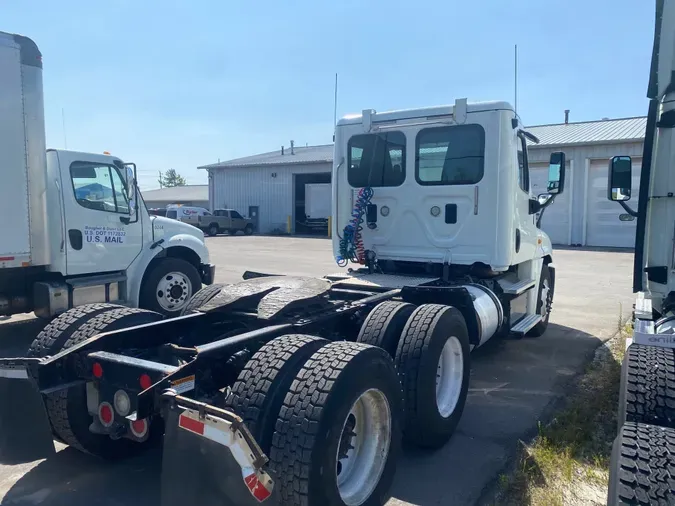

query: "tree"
(159, 169), (187, 188)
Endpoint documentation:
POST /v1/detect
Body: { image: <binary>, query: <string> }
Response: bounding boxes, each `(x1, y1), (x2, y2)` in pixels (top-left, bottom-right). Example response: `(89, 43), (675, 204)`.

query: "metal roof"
(199, 144), (334, 169)
(526, 116), (647, 147)
(141, 185), (208, 202)
(202, 117), (647, 171)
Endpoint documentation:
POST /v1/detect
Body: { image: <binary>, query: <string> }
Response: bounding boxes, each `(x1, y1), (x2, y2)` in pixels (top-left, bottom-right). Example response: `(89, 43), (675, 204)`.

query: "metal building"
(527, 116), (646, 247)
(202, 116), (646, 247)
(200, 144), (333, 235)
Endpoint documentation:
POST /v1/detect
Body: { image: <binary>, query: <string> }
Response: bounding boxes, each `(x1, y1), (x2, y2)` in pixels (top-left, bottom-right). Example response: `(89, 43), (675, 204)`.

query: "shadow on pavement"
(2, 447), (161, 506)
(1, 323), (612, 506)
(390, 322), (611, 506)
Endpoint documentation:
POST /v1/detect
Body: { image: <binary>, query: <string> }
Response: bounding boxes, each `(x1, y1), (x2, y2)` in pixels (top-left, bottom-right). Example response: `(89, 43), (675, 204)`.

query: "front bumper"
(201, 264), (216, 285)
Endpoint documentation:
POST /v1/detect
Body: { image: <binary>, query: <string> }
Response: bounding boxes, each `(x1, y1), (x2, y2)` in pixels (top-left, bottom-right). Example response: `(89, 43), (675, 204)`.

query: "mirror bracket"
(618, 200), (638, 217)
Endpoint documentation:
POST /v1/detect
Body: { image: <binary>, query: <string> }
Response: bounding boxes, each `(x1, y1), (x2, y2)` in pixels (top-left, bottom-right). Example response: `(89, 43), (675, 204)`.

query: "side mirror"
(124, 163), (138, 219)
(547, 152), (566, 194)
(608, 156), (632, 201)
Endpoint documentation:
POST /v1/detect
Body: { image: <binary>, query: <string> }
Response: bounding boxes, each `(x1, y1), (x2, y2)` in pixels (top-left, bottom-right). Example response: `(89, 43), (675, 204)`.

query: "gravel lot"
(0, 236), (635, 505)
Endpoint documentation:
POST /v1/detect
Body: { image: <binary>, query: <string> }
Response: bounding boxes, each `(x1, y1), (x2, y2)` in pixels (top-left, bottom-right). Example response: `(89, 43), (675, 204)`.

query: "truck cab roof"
(46, 149), (124, 166)
(337, 100), (516, 127)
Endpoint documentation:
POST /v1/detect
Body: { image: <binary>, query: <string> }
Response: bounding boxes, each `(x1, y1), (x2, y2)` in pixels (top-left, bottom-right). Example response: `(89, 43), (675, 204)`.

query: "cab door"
(58, 152), (143, 275)
(230, 210), (246, 230)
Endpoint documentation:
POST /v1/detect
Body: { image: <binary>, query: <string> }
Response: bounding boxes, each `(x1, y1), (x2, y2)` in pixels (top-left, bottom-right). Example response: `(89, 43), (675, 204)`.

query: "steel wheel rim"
(335, 388), (391, 506)
(156, 271), (192, 311)
(436, 336), (464, 418)
(540, 278), (551, 316)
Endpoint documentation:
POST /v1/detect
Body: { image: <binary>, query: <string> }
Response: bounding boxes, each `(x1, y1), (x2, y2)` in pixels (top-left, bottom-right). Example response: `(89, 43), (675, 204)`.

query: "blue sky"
(3, 0), (654, 190)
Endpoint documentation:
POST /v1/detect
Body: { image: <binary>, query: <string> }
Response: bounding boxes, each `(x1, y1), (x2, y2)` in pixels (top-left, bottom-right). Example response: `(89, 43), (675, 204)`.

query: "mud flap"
(161, 396), (280, 506)
(0, 363), (55, 464)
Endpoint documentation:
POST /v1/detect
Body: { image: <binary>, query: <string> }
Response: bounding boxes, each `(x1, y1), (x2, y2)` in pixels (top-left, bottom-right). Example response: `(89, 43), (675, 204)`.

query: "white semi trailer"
(606, 0), (675, 503)
(0, 32), (214, 318)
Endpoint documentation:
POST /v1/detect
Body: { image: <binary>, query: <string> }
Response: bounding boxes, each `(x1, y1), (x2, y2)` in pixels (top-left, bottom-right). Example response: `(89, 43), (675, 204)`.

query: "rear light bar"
(178, 408), (273, 502)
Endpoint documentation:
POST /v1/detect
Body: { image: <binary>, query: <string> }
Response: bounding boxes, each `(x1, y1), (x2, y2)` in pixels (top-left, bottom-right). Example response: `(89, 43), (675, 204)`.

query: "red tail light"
(92, 362), (103, 378)
(139, 373), (152, 390)
(98, 402), (114, 427)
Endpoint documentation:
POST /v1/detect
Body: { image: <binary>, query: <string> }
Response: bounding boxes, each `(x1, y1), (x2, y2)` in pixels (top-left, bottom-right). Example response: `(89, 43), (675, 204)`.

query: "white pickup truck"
(0, 31), (215, 318)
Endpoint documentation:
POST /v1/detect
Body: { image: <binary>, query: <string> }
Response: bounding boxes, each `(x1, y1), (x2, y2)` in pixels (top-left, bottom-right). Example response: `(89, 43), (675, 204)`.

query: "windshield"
(166, 210), (177, 219)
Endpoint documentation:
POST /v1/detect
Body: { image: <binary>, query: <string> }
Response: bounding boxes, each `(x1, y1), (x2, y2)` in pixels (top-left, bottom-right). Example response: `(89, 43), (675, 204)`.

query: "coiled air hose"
(336, 187), (373, 267)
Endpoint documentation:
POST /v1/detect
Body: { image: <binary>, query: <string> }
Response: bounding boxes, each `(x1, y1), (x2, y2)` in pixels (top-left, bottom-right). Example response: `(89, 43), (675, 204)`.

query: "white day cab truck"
(0, 85), (566, 504)
(606, 1), (675, 504)
(0, 31), (214, 319)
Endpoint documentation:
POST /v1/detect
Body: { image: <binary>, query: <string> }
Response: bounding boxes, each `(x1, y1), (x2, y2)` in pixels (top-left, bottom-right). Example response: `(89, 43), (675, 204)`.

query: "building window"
(348, 131), (406, 187)
(415, 125), (485, 185)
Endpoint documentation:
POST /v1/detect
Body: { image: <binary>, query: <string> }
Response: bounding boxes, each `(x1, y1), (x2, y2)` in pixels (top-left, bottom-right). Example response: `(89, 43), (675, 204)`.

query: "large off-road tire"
(357, 301), (416, 357)
(528, 264), (552, 337)
(608, 422), (675, 505)
(180, 283), (225, 315)
(27, 303), (125, 358)
(139, 257), (202, 317)
(244, 224), (254, 235)
(618, 344), (675, 430)
(42, 307), (163, 458)
(270, 342), (402, 506)
(395, 304), (470, 448)
(226, 335), (328, 453)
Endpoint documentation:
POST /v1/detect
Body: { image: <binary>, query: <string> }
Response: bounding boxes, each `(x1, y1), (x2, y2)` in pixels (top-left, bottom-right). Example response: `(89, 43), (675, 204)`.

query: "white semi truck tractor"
(607, 0), (675, 503)
(0, 31), (214, 318)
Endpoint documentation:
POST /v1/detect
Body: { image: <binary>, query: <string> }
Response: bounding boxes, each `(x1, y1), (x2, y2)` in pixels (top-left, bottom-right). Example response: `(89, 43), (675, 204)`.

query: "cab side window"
(231, 211), (243, 219)
(70, 162), (130, 214)
(517, 135), (530, 193)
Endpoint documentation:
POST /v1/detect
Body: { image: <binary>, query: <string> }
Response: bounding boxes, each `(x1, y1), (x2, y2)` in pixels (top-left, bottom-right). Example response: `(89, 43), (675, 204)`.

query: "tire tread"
(610, 422), (675, 505)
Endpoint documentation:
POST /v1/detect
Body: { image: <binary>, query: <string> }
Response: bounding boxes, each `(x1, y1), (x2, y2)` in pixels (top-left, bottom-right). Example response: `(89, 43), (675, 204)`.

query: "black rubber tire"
(395, 304), (470, 448)
(608, 422), (675, 505)
(357, 301), (416, 357)
(180, 283), (225, 315)
(225, 335), (328, 453)
(43, 307), (163, 458)
(27, 303), (125, 358)
(618, 344), (675, 430)
(139, 257), (202, 317)
(244, 224), (254, 235)
(528, 265), (552, 337)
(207, 224), (219, 236)
(270, 341), (402, 506)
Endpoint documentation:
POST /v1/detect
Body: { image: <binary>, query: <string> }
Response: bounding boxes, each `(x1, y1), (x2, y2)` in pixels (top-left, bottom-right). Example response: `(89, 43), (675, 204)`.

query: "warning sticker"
(171, 375), (195, 394)
(84, 225), (127, 244)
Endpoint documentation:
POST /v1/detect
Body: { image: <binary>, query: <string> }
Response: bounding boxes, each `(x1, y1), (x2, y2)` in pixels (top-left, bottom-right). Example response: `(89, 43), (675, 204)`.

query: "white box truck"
(0, 31), (215, 318)
(304, 182), (331, 231)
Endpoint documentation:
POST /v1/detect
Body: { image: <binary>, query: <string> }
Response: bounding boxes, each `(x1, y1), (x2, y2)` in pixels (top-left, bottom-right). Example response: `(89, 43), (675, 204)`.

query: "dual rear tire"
(226, 336), (403, 506)
(358, 301), (471, 449)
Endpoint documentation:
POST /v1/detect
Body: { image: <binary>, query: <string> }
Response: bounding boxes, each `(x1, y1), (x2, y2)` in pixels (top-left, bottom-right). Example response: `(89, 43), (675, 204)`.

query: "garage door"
(530, 162), (572, 245)
(585, 158), (641, 248)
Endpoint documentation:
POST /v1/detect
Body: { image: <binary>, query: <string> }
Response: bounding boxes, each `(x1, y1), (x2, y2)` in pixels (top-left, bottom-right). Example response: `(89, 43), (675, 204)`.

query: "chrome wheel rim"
(336, 388), (391, 506)
(156, 272), (192, 311)
(540, 278), (551, 317)
(436, 337), (464, 418)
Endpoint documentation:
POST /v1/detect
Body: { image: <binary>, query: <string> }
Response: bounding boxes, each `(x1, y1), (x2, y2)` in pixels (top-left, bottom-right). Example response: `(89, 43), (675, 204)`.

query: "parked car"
(198, 209), (254, 236)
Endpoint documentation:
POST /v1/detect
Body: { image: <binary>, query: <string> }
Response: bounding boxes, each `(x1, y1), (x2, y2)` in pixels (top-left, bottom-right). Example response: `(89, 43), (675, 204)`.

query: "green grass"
(494, 318), (628, 505)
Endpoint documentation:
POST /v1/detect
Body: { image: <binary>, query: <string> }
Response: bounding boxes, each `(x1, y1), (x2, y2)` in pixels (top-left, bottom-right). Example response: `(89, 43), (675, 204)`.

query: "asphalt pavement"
(0, 237), (634, 505)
